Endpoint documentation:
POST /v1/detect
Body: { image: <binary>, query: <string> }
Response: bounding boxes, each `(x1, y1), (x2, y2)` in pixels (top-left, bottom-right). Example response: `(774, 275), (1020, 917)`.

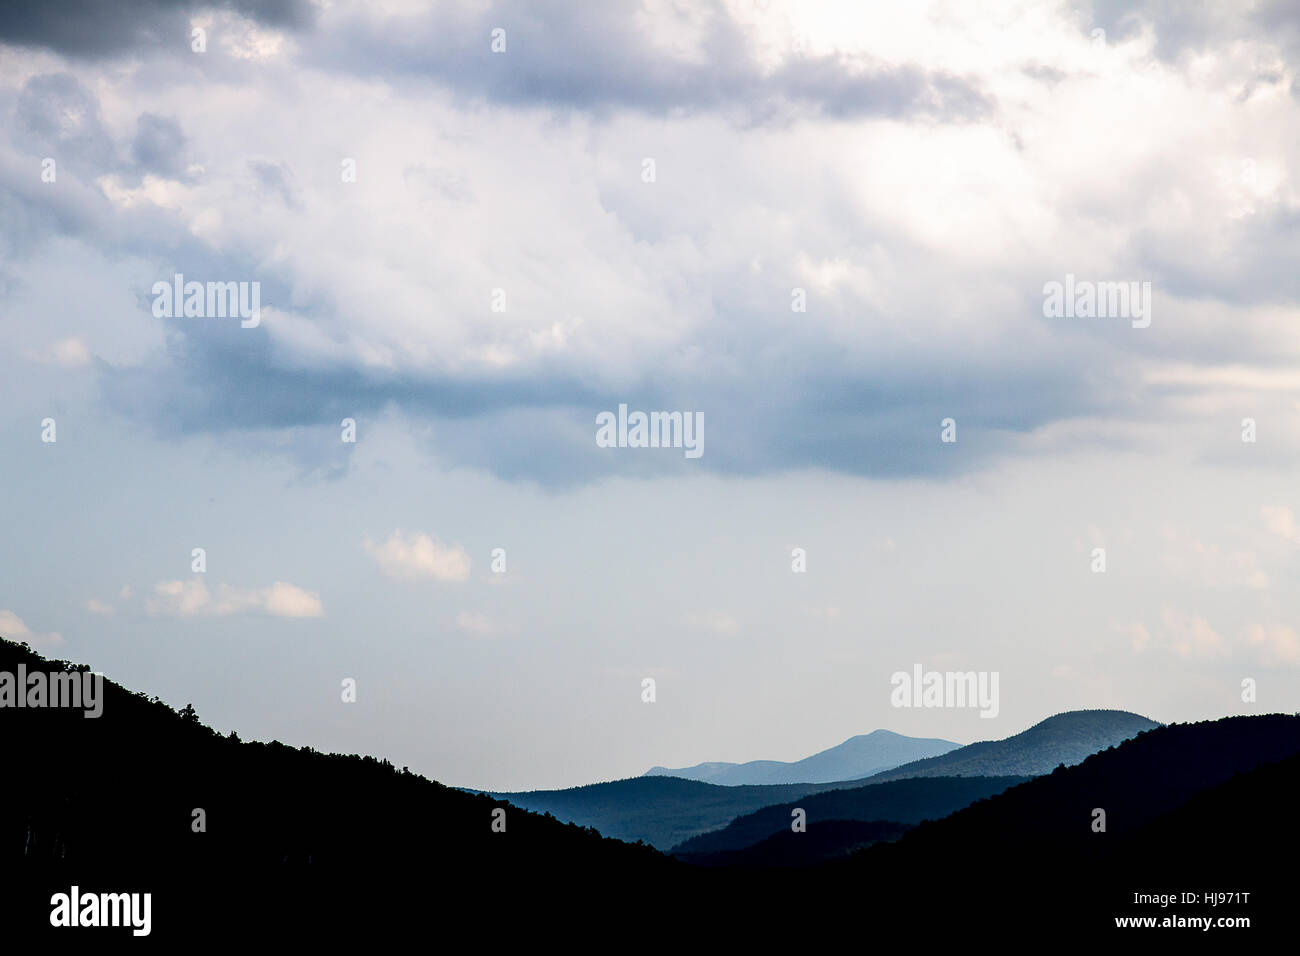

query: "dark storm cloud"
(1083, 0), (1299, 76)
(13, 73), (193, 185)
(247, 160), (299, 207)
(0, 0), (317, 57)
(2, 0), (990, 122)
(132, 113), (190, 179)
(5, 1), (1295, 492)
(15, 73), (117, 170)
(309, 0), (993, 123)
(91, 293), (1116, 489)
(1146, 207), (1300, 305)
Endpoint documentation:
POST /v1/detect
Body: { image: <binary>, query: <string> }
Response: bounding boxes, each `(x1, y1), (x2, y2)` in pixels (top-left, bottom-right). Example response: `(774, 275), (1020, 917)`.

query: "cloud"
(4, 0), (1300, 491)
(15, 73), (116, 174)
(0, 0), (317, 57)
(1143, 610), (1230, 660)
(12, 75), (194, 189)
(363, 531), (472, 583)
(145, 579), (323, 618)
(1087, 0), (1300, 69)
(0, 610), (64, 649)
(311, 1), (993, 123)
(1260, 505), (1300, 543)
(1246, 623), (1300, 666)
(131, 113), (191, 180)
(1120, 612), (1230, 660)
(1160, 610), (1230, 659)
(1116, 621), (1152, 652)
(85, 598), (114, 615)
(247, 159), (299, 207)
(24, 337), (92, 368)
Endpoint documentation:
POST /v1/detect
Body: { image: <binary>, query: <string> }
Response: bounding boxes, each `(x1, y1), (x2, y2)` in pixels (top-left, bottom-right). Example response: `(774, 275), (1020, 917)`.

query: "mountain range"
(859, 708), (1159, 781)
(833, 713), (1300, 929)
(494, 709), (1158, 848)
(6, 633), (1297, 942)
(487, 775), (852, 850)
(642, 728), (959, 785)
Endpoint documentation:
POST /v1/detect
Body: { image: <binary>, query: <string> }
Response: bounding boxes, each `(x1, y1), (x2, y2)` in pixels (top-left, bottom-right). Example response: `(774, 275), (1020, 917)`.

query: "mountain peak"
(643, 730), (959, 786)
(861, 709), (1160, 783)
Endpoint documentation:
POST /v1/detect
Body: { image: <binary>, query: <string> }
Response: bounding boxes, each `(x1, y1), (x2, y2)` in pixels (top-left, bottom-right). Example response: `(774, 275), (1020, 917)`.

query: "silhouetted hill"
(682, 819), (913, 867)
(862, 709), (1158, 781)
(828, 714), (1300, 931)
(0, 637), (671, 939)
(671, 774), (1026, 858)
(644, 729), (958, 785)
(5, 635), (1294, 942)
(856, 714), (1299, 859)
(490, 775), (856, 849)
(1113, 748), (1300, 875)
(493, 711), (1157, 849)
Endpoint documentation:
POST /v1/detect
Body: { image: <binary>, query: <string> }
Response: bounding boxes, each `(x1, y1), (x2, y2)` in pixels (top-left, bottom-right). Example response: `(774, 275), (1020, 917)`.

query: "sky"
(1, 0), (1298, 791)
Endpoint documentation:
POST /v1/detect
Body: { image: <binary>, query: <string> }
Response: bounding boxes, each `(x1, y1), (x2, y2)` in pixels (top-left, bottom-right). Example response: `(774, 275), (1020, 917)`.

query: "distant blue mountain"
(493, 712), (1159, 848)
(643, 729), (959, 785)
(859, 709), (1159, 782)
(490, 776), (853, 850)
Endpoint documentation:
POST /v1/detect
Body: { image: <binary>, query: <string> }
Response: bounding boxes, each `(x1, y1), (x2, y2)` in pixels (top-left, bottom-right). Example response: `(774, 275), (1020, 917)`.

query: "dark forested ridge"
(4, 636), (1296, 942)
(680, 818), (914, 867)
(488, 774), (859, 849)
(0, 638), (663, 869)
(829, 712), (1300, 932)
(0, 637), (672, 939)
(854, 712), (1300, 863)
(670, 774), (1027, 857)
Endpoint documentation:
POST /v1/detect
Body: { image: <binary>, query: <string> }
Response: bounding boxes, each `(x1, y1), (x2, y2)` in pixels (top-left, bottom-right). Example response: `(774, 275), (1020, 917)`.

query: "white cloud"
(261, 582), (326, 618)
(23, 337), (92, 368)
(86, 598), (114, 615)
(1155, 610), (1230, 660)
(5, 0), (1298, 486)
(1115, 621), (1152, 653)
(145, 579), (324, 618)
(1261, 505), (1300, 544)
(1246, 624), (1300, 667)
(0, 610), (64, 649)
(1120, 612), (1230, 660)
(1162, 610), (1229, 660)
(364, 530), (471, 582)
